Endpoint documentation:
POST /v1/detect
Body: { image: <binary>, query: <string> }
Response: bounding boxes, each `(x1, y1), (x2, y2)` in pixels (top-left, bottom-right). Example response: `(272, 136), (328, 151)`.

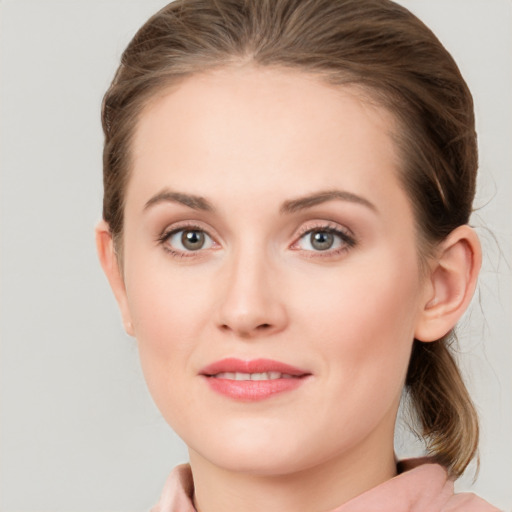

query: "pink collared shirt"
(150, 458), (500, 512)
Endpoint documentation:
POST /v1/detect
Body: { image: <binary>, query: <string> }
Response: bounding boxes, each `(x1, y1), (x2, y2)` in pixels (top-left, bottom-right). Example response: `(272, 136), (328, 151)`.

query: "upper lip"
(199, 358), (310, 377)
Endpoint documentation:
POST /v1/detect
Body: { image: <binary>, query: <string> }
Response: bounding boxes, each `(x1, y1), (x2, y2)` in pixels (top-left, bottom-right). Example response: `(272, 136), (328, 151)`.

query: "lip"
(200, 358), (309, 376)
(199, 358), (311, 401)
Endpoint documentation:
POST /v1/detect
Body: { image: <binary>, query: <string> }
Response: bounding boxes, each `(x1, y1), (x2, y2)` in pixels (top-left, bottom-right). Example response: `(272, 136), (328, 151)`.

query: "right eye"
(161, 228), (215, 253)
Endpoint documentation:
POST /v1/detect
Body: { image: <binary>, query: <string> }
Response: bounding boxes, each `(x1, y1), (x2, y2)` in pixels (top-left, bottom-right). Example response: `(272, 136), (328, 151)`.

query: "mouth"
(199, 358), (311, 401)
(210, 371), (297, 380)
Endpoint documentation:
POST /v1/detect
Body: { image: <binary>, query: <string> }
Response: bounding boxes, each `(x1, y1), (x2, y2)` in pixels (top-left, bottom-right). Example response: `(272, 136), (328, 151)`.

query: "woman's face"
(118, 67), (431, 476)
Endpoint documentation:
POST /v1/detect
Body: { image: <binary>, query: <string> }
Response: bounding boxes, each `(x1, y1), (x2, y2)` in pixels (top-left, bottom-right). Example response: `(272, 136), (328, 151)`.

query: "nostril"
(257, 323), (271, 330)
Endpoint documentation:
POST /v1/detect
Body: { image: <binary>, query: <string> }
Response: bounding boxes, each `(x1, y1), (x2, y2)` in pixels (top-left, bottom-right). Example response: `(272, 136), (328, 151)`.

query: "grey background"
(0, 0), (511, 510)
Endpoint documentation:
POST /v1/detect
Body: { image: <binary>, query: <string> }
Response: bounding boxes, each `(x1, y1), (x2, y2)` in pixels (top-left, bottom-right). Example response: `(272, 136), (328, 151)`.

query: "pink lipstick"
(199, 358), (311, 401)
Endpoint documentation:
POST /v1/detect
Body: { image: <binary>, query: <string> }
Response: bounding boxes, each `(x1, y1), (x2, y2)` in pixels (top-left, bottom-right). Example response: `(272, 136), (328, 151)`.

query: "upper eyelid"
(159, 221), (217, 239)
(294, 220), (354, 238)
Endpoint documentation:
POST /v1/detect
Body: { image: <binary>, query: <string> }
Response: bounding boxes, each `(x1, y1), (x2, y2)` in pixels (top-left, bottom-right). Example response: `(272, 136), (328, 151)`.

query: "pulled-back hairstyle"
(102, 0), (479, 477)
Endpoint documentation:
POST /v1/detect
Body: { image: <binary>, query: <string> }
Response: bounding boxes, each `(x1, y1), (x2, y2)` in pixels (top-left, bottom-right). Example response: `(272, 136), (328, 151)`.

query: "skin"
(97, 66), (481, 512)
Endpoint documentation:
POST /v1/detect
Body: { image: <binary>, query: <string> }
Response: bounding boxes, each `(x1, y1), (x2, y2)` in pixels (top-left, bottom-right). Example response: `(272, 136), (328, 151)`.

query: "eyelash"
(291, 223), (357, 257)
(157, 223), (217, 258)
(156, 222), (356, 258)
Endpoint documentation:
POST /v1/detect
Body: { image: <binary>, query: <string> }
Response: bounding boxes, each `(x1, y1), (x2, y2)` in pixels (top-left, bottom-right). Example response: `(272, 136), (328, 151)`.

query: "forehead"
(133, 65), (398, 153)
(128, 66), (405, 213)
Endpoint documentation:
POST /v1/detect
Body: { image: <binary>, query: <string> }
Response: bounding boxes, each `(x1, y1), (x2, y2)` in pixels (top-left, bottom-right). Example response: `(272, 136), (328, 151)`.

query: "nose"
(215, 247), (288, 338)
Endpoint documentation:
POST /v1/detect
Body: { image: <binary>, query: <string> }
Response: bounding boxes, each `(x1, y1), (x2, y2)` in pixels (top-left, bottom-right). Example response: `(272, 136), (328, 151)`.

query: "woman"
(96, 0), (500, 510)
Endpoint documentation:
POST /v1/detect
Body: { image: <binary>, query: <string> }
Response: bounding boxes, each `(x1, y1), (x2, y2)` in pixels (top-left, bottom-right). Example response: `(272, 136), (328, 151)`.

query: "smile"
(200, 358), (311, 401)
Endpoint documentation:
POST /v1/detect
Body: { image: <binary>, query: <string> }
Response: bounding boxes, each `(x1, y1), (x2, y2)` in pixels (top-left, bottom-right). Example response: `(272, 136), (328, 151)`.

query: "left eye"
(296, 229), (350, 252)
(165, 229), (214, 252)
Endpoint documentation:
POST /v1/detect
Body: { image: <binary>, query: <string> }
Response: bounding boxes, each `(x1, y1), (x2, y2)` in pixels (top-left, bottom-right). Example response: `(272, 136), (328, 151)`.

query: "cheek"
(122, 253), (214, 408)
(291, 259), (421, 447)
(125, 248), (211, 347)
(302, 252), (419, 331)
(294, 249), (422, 387)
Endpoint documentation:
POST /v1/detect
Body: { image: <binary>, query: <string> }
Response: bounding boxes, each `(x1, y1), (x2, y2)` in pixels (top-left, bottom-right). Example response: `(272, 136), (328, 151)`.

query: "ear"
(415, 225), (481, 342)
(95, 220), (134, 336)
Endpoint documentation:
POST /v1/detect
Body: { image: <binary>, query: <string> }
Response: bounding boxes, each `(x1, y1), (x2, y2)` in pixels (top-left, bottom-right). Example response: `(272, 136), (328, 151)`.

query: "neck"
(189, 435), (397, 512)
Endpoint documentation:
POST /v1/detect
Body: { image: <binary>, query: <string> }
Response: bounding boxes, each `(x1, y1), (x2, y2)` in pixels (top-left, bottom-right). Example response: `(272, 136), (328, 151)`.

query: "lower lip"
(203, 376), (306, 401)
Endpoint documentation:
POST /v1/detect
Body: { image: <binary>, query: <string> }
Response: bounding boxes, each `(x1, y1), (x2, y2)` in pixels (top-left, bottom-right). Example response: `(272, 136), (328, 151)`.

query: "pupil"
(311, 231), (333, 250)
(182, 230), (205, 250)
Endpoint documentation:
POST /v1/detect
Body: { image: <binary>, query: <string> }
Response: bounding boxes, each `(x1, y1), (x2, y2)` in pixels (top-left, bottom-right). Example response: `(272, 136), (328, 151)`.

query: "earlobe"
(415, 225), (481, 342)
(95, 221), (135, 337)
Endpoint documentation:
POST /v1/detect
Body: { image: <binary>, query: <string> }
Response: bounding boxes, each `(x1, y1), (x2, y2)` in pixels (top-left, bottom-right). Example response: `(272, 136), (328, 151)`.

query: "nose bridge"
(216, 238), (287, 337)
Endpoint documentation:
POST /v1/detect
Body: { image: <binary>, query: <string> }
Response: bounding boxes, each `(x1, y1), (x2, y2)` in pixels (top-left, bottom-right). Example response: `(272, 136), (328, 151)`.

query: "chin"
(185, 422), (338, 477)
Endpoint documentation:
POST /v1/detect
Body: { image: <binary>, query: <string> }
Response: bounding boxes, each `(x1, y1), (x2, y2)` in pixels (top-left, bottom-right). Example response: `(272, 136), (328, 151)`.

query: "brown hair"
(102, 0), (479, 477)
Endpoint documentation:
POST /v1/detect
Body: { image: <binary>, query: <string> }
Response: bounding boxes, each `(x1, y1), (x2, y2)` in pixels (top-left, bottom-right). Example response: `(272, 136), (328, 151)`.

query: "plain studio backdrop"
(0, 0), (511, 510)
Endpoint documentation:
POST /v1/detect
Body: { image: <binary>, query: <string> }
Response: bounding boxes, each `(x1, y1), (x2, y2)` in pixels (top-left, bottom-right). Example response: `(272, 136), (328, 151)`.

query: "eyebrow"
(144, 189), (214, 212)
(280, 190), (377, 214)
(143, 188), (376, 215)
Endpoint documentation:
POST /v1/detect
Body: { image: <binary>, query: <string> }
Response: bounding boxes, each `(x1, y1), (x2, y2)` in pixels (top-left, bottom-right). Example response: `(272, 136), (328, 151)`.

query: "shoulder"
(443, 491), (502, 512)
(334, 458), (500, 512)
(398, 458), (501, 511)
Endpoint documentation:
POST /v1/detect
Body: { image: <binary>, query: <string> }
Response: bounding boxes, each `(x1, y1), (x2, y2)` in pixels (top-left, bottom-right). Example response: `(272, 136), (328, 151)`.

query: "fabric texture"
(150, 458), (500, 512)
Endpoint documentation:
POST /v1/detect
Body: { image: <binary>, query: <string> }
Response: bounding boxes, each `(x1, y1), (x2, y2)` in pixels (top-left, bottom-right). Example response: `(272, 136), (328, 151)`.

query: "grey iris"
(182, 230), (205, 250)
(311, 231), (334, 250)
